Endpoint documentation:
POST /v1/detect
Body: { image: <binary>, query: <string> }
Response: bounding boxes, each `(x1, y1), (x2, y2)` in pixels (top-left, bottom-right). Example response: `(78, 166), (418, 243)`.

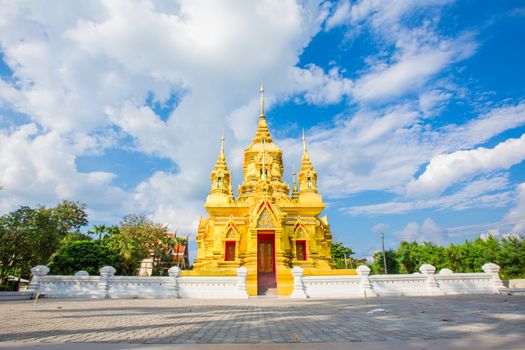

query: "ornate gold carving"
(225, 228), (235, 239)
(256, 208), (274, 228)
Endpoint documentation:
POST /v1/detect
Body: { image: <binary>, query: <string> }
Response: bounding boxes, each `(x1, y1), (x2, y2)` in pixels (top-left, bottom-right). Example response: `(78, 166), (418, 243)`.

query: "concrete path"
(0, 295), (524, 349)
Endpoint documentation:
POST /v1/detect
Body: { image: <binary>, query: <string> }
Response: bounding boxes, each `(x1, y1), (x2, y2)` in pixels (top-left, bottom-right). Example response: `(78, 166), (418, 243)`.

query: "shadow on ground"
(0, 295), (524, 345)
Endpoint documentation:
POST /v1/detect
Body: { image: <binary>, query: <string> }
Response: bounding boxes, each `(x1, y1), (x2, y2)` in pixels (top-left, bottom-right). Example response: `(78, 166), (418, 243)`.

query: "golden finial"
(217, 129), (225, 161)
(221, 129), (225, 154)
(292, 165), (296, 182)
(260, 81), (264, 116)
(302, 129), (307, 154)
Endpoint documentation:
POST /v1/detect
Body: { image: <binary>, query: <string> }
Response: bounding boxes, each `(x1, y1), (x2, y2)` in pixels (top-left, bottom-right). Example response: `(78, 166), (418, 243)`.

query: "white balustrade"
(290, 263), (506, 298)
(28, 265), (250, 299)
(28, 262), (505, 299)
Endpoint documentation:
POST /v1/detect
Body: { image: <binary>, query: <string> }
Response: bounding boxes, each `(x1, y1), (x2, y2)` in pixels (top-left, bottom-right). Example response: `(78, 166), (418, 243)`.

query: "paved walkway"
(0, 295), (524, 349)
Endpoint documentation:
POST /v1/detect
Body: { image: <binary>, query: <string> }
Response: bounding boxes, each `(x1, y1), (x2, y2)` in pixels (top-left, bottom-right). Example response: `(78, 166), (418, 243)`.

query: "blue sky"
(1, 0), (524, 259)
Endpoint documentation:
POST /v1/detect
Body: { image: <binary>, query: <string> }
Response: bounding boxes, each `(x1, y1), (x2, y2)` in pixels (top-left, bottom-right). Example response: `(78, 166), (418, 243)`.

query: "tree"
(367, 234), (524, 279)
(395, 241), (448, 273)
(89, 224), (119, 239)
(331, 242), (354, 259)
(103, 215), (170, 275)
(28, 200), (88, 266)
(396, 241), (418, 273)
(331, 242), (365, 269)
(497, 236), (525, 280)
(0, 210), (33, 289)
(0, 201), (88, 289)
(370, 250), (399, 274)
(48, 239), (121, 276)
(44, 215), (175, 277)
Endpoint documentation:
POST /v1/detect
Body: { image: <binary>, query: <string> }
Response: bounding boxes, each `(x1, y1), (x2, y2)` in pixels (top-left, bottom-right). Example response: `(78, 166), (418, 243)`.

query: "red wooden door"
(257, 235), (274, 273)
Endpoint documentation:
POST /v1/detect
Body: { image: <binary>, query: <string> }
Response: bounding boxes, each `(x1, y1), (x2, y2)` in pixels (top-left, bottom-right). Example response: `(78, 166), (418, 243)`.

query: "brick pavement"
(0, 295), (524, 347)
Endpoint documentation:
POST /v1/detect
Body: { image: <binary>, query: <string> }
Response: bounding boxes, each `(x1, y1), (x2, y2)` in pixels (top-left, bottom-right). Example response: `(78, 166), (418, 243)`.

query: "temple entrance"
(257, 233), (276, 295)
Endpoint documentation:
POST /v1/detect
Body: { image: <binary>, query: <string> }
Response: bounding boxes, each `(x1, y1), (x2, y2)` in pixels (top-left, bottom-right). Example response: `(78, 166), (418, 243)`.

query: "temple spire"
(219, 129), (225, 161)
(298, 130), (317, 194)
(209, 131), (230, 196)
(302, 129), (310, 162)
(260, 81), (264, 116)
(251, 83), (272, 144)
(214, 130), (227, 169)
(291, 165), (299, 200)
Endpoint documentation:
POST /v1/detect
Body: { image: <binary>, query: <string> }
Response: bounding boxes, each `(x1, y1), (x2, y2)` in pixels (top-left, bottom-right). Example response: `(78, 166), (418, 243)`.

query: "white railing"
(300, 275), (362, 298)
(27, 262), (505, 299)
(290, 263), (505, 299)
(27, 265), (249, 299)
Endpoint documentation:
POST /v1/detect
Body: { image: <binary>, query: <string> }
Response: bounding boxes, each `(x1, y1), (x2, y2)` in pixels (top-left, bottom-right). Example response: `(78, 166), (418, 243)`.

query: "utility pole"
(381, 232), (388, 274)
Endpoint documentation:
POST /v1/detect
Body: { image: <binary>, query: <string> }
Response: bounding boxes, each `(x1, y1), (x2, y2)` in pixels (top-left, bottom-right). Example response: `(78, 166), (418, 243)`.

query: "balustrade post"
(168, 266), (181, 298)
(482, 263), (504, 292)
(27, 265), (49, 295)
(419, 264), (442, 295)
(236, 267), (249, 299)
(98, 266), (116, 299)
(356, 265), (376, 297)
(290, 266), (307, 298)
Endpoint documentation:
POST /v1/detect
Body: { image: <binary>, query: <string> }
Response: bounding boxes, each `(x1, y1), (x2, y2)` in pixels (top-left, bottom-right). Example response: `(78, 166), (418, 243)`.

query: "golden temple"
(194, 84), (334, 296)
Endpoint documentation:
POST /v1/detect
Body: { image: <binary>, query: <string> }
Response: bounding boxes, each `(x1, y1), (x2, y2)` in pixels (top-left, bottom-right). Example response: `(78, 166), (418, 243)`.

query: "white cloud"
(503, 183), (525, 235)
(408, 133), (525, 197)
(352, 30), (476, 103)
(325, 0), (453, 32)
(450, 103), (525, 148)
(372, 223), (389, 234)
(0, 0), (523, 249)
(325, 0), (352, 30)
(353, 49), (447, 102)
(397, 218), (448, 244)
(131, 171), (206, 233)
(346, 176), (512, 215)
(105, 102), (177, 159)
(279, 103), (424, 197)
(0, 123), (127, 222)
(0, 0), (345, 231)
(276, 99), (525, 201)
(290, 65), (353, 104)
(323, 0), (477, 105)
(418, 89), (453, 116)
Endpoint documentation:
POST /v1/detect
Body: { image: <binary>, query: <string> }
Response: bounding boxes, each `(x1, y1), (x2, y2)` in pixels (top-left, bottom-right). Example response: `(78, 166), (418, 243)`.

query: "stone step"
(264, 288), (278, 295)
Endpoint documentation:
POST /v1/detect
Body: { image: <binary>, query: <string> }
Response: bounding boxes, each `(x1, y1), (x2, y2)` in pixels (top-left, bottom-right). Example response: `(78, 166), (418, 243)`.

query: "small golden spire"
(260, 81), (264, 116)
(291, 165), (299, 199)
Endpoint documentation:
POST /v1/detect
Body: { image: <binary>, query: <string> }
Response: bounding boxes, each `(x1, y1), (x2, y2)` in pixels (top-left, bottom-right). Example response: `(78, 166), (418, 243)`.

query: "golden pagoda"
(194, 84), (334, 296)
